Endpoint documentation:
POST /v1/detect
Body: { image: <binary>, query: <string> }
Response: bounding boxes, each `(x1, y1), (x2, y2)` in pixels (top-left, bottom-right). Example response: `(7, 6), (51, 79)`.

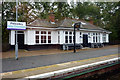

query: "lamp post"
(73, 22), (81, 53)
(15, 0), (18, 60)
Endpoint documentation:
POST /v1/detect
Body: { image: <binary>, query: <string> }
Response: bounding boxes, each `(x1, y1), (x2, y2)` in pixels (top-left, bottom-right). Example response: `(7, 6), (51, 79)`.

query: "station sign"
(7, 21), (26, 30)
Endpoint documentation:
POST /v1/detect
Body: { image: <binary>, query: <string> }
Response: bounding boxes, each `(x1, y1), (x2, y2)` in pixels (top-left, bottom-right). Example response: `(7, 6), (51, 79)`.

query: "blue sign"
(7, 21), (26, 30)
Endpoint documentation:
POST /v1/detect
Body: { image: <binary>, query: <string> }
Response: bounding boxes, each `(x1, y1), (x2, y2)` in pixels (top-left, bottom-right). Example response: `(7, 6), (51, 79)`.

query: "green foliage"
(52, 2), (71, 19)
(2, 2), (16, 44)
(2, 2), (120, 47)
(108, 2), (120, 43)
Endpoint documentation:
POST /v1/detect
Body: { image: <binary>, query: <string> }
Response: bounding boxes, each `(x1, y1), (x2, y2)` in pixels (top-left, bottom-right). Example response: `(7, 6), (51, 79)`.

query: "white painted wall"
(51, 31), (58, 44)
(80, 32), (83, 43)
(76, 31), (80, 43)
(90, 32), (93, 43)
(59, 30), (64, 44)
(27, 30), (35, 45)
(106, 33), (109, 43)
(9, 29), (110, 45)
(24, 30), (27, 44)
(88, 32), (91, 43)
(10, 30), (15, 45)
(100, 33), (103, 43)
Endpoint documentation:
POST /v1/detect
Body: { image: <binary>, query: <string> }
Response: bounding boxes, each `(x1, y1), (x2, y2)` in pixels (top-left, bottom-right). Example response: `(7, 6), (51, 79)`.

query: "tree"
(52, 2), (71, 19)
(108, 2), (120, 44)
(2, 2), (37, 51)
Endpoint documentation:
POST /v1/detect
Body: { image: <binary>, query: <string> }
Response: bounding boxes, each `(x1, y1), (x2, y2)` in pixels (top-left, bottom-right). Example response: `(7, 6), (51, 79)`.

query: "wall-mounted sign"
(7, 21), (26, 30)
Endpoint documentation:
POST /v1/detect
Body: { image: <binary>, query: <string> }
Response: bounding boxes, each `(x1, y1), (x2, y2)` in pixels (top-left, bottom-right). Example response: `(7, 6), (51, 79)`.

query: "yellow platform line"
(1, 54), (118, 77)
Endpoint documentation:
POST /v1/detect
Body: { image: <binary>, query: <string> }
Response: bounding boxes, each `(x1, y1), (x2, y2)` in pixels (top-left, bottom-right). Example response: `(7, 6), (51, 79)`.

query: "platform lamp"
(73, 22), (81, 53)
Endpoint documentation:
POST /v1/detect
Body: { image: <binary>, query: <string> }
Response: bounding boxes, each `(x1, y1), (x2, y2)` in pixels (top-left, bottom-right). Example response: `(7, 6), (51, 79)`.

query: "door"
(83, 34), (88, 47)
(17, 34), (24, 49)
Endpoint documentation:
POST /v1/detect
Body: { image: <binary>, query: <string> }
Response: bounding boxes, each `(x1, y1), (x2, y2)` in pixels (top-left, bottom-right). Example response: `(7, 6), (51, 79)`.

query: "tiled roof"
(27, 18), (108, 32)
(27, 18), (57, 28)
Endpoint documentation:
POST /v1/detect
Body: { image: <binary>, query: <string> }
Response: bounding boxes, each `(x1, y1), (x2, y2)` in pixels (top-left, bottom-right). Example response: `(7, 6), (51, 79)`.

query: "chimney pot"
(49, 10), (55, 23)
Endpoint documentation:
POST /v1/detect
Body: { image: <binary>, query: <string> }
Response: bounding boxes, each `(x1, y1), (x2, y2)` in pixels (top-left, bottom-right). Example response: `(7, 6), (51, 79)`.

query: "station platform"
(1, 45), (119, 79)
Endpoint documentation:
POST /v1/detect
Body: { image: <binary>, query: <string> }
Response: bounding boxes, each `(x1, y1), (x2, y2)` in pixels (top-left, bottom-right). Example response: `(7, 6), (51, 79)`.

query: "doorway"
(83, 34), (88, 47)
(15, 31), (24, 49)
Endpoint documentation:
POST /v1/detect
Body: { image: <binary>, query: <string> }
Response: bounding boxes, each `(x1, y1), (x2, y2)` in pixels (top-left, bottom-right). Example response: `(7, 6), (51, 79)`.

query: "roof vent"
(50, 21), (55, 24)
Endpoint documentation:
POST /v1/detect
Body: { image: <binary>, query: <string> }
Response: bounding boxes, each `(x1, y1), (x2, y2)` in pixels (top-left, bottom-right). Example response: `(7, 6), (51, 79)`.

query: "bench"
(62, 44), (83, 50)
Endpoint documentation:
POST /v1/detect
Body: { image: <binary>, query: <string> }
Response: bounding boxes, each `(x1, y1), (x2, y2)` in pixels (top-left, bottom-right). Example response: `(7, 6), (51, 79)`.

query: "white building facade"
(9, 18), (111, 50)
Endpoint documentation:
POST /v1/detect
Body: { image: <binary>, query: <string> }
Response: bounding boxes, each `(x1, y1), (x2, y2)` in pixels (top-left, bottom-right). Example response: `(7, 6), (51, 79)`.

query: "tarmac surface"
(2, 45), (118, 73)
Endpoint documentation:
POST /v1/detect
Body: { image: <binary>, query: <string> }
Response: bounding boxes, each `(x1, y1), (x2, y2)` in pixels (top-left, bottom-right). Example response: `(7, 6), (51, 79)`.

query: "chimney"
(89, 20), (94, 24)
(88, 18), (94, 24)
(49, 10), (55, 24)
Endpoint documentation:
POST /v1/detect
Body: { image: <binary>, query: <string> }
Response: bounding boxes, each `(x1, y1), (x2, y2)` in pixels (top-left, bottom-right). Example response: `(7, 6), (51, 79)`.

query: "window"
(36, 35), (39, 43)
(93, 36), (95, 43)
(48, 31), (51, 43)
(65, 36), (68, 43)
(35, 31), (51, 44)
(98, 33), (100, 43)
(69, 36), (72, 43)
(70, 32), (72, 34)
(80, 32), (81, 35)
(36, 31), (39, 34)
(99, 33), (100, 42)
(65, 31), (68, 34)
(41, 31), (46, 43)
(69, 31), (72, 43)
(41, 31), (46, 34)
(65, 31), (73, 43)
(48, 31), (51, 34)
(96, 33), (97, 43)
(103, 33), (106, 42)
(80, 32), (82, 38)
(41, 36), (46, 43)
(65, 31), (68, 43)
(93, 33), (95, 43)
(58, 31), (60, 43)
(35, 31), (39, 44)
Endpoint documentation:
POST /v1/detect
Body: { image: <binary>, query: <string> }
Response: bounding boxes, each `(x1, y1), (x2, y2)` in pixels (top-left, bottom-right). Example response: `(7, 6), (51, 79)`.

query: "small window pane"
(36, 36), (39, 39)
(48, 32), (51, 34)
(48, 40), (51, 43)
(44, 36), (46, 39)
(41, 31), (46, 34)
(44, 40), (46, 43)
(41, 31), (43, 34)
(80, 32), (81, 35)
(41, 36), (43, 39)
(65, 31), (68, 34)
(36, 31), (39, 34)
(44, 31), (46, 34)
(36, 40), (39, 43)
(93, 37), (95, 42)
(69, 32), (72, 34)
(65, 36), (68, 43)
(69, 36), (72, 43)
(48, 36), (51, 39)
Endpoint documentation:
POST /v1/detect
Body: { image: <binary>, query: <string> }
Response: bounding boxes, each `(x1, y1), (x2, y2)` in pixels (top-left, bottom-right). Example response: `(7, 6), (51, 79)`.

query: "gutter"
(26, 26), (111, 33)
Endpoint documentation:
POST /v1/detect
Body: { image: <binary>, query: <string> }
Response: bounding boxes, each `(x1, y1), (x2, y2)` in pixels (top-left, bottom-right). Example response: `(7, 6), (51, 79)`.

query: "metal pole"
(15, 0), (18, 60)
(74, 24), (76, 53)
